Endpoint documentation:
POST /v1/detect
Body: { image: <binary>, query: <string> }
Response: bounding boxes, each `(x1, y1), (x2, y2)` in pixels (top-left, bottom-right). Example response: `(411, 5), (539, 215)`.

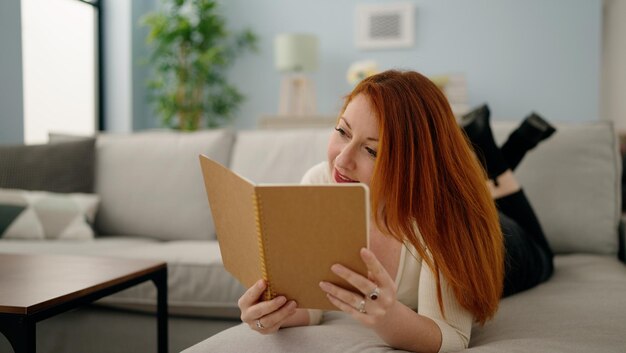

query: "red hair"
(342, 70), (504, 324)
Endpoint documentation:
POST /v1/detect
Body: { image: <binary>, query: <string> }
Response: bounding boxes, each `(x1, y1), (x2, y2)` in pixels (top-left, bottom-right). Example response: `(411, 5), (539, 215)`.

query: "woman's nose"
(335, 144), (356, 170)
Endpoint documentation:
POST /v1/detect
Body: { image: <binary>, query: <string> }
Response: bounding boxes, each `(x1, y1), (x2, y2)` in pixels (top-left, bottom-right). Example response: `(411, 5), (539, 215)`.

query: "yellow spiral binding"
(253, 191), (273, 301)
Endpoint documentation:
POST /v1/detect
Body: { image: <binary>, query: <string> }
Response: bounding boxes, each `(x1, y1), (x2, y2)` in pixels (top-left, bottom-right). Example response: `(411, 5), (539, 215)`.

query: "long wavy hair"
(342, 70), (504, 325)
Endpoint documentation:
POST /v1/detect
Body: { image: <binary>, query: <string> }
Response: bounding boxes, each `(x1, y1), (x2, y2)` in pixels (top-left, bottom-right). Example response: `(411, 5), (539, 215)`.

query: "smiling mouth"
(334, 169), (359, 183)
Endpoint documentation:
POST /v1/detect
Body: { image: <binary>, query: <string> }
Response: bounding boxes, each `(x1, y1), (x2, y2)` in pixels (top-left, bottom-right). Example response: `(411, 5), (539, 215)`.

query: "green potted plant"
(142, 0), (257, 130)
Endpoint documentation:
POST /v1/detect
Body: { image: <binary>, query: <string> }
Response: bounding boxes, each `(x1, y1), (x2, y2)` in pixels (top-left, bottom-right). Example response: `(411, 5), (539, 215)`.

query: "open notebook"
(199, 155), (369, 310)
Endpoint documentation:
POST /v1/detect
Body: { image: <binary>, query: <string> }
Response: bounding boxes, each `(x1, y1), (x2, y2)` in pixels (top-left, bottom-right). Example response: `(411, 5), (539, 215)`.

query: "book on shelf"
(199, 155), (370, 310)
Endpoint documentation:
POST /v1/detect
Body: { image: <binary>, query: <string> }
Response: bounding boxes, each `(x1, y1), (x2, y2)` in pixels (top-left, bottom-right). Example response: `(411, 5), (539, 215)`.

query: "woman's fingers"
(360, 248), (395, 289)
(237, 278), (299, 333)
(319, 281), (361, 307)
(318, 249), (399, 328)
(327, 248), (394, 296)
(322, 288), (383, 329)
(328, 263), (374, 296)
(238, 279), (266, 310)
(241, 295), (288, 323)
(325, 292), (361, 315)
(254, 300), (298, 332)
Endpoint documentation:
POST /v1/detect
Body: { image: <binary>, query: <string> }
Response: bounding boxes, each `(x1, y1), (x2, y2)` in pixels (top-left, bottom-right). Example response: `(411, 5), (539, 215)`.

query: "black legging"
(496, 190), (554, 297)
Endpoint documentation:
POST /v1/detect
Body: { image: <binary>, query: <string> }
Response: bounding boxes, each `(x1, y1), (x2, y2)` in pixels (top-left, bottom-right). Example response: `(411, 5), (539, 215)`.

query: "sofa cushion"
(94, 130), (235, 241)
(92, 240), (245, 318)
(0, 188), (99, 240)
(468, 254), (626, 352)
(230, 129), (330, 183)
(0, 236), (159, 255)
(493, 121), (620, 255)
(0, 138), (96, 193)
(231, 122), (620, 255)
(182, 255), (626, 353)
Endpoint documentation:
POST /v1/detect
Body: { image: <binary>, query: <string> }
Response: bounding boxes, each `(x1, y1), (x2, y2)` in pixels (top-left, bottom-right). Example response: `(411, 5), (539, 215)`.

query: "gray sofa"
(1, 121), (625, 353)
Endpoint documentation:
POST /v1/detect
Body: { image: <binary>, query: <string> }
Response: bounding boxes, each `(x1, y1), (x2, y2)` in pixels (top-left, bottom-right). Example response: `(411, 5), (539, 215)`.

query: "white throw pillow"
(0, 188), (99, 240)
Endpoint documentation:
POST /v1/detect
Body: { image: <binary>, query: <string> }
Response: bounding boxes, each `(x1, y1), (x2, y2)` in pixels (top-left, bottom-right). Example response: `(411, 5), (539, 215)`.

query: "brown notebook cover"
(199, 155), (369, 310)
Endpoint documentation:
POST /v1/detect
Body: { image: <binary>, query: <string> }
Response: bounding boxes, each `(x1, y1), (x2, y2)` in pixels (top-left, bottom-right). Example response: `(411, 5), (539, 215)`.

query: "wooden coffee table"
(0, 253), (168, 353)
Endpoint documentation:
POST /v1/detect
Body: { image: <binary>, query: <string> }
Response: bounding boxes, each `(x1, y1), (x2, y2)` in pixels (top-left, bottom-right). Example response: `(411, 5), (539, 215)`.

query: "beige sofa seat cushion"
(94, 129), (235, 241)
(183, 255), (626, 353)
(468, 254), (626, 352)
(94, 240), (245, 318)
(0, 236), (158, 255)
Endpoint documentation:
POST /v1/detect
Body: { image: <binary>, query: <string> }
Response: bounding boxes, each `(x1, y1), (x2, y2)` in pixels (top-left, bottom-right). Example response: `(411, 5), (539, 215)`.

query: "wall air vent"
(355, 2), (415, 50)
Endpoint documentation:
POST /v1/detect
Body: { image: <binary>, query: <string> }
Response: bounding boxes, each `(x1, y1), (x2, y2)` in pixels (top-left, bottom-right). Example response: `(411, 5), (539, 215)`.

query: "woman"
(238, 70), (554, 353)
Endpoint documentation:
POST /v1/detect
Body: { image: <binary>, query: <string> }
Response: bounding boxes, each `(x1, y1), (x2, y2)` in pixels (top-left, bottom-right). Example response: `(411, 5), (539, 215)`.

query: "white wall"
(126, 0), (603, 131)
(602, 0), (626, 132)
(222, 0), (602, 128)
(1, 0), (607, 142)
(0, 0), (24, 144)
(104, 0), (133, 133)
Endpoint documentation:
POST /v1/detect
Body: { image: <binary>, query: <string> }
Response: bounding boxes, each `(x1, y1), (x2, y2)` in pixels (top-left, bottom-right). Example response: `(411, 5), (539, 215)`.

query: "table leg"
(153, 268), (168, 353)
(0, 315), (36, 353)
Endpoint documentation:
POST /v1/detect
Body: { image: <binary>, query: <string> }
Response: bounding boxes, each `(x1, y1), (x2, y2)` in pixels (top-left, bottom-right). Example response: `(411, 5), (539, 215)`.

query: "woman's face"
(327, 94), (379, 186)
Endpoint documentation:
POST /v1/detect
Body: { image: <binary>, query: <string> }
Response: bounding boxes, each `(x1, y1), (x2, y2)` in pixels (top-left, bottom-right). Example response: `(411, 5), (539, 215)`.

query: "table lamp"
(274, 33), (319, 116)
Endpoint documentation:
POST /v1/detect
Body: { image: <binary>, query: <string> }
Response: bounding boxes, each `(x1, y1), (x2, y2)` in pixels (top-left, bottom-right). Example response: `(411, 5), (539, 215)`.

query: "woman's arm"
(320, 248), (472, 353)
(416, 260), (473, 352)
(371, 300), (442, 353)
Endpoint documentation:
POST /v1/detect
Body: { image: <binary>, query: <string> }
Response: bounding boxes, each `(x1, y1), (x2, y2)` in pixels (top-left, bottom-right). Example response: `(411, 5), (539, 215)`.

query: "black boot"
(461, 104), (510, 184)
(500, 112), (556, 170)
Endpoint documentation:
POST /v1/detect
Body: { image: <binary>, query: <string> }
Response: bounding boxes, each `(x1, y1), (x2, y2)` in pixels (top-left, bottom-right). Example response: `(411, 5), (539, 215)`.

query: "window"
(21, 0), (99, 144)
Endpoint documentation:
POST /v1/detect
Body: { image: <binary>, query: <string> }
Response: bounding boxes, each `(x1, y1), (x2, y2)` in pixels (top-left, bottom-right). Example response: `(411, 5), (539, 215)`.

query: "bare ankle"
(487, 170), (521, 199)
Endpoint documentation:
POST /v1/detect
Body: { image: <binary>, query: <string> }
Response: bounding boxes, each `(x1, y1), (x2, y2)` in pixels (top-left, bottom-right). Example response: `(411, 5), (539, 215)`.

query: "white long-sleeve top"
(301, 161), (473, 353)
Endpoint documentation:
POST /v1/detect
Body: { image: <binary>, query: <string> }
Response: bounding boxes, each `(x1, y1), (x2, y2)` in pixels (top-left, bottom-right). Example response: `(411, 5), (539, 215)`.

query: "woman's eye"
(334, 127), (347, 137)
(366, 147), (377, 158)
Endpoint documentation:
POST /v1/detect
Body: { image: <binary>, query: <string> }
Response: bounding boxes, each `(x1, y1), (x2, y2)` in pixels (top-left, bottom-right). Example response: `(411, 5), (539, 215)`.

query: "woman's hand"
(319, 247), (398, 327)
(239, 279), (298, 334)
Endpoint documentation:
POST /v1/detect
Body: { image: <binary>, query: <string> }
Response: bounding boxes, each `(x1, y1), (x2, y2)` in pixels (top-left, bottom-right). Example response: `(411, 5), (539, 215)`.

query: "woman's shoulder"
(300, 161), (332, 185)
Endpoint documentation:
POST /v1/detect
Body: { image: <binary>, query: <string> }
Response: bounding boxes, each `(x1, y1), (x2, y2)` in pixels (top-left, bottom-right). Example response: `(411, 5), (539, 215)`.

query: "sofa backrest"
(230, 129), (330, 183)
(493, 121), (621, 255)
(231, 121), (621, 255)
(94, 129), (235, 241)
